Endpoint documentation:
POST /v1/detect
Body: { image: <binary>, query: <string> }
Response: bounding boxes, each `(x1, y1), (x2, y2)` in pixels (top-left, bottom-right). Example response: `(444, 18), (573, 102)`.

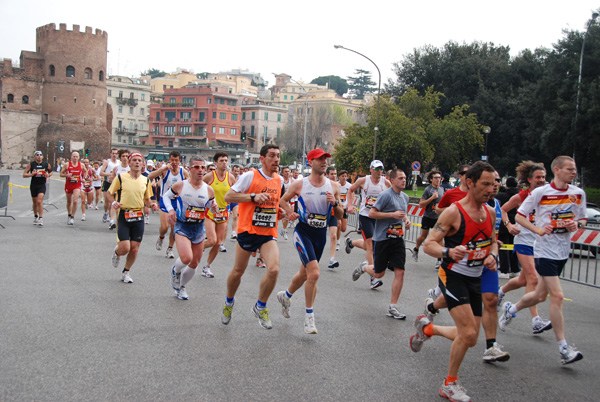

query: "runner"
(23, 150), (52, 226)
(351, 169), (411, 319)
(276, 149), (343, 334)
(497, 161), (552, 334)
(499, 156), (586, 365)
(325, 166), (341, 269)
(278, 166), (294, 240)
(60, 151), (85, 225)
(221, 144), (282, 329)
(410, 161), (499, 402)
(336, 170), (351, 252)
(229, 164), (241, 239)
(201, 152), (236, 278)
(107, 152), (158, 283)
(345, 160), (391, 289)
(163, 157), (217, 300)
(79, 158), (96, 221)
(414, 171), (444, 268)
(100, 149), (119, 224)
(107, 150), (131, 229)
(91, 161), (102, 210)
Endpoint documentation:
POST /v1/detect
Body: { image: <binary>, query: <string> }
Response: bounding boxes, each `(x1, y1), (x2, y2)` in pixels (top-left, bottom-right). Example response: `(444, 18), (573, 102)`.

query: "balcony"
(127, 98), (138, 107)
(116, 97), (128, 105)
(115, 127), (138, 135)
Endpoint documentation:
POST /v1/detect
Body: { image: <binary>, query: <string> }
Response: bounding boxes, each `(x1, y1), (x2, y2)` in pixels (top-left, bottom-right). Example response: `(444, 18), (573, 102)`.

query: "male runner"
(60, 151), (86, 225)
(91, 161), (102, 209)
(163, 157), (217, 300)
(201, 152), (236, 277)
(79, 158), (95, 221)
(351, 169), (411, 319)
(229, 164), (241, 239)
(100, 149), (119, 224)
(23, 150), (52, 226)
(411, 161), (499, 402)
(499, 156), (586, 365)
(414, 171), (444, 266)
(336, 170), (351, 251)
(107, 152), (158, 283)
(326, 166), (341, 268)
(276, 149), (343, 333)
(221, 145), (282, 329)
(107, 150), (131, 229)
(345, 160), (391, 289)
(149, 151), (189, 259)
(279, 166), (294, 240)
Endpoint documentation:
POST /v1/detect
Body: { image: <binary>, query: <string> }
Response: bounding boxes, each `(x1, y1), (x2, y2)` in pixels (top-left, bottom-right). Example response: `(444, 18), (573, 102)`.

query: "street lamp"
(573, 12), (599, 159)
(482, 126), (491, 161)
(334, 45), (381, 160)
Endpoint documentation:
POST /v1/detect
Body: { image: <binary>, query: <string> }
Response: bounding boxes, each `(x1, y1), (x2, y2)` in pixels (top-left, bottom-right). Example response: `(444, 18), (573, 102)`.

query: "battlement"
(36, 23), (108, 39)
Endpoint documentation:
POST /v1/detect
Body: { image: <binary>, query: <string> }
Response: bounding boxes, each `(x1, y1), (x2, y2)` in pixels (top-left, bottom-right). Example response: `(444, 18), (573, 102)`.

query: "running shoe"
(81, 214), (86, 221)
(202, 265), (214, 278)
(428, 287), (437, 301)
(496, 287), (505, 311)
(156, 237), (164, 250)
(532, 317), (552, 334)
(509, 272), (519, 278)
(256, 258), (266, 268)
(283, 232), (288, 240)
(279, 227), (286, 237)
(352, 261), (367, 281)
(102, 212), (108, 223)
(37, 218), (43, 226)
(370, 277), (383, 289)
(304, 316), (317, 334)
(67, 217), (74, 225)
(345, 237), (353, 254)
(498, 302), (516, 331)
(328, 259), (339, 269)
(276, 290), (291, 318)
(219, 243), (227, 252)
(230, 232), (237, 239)
(109, 221), (116, 230)
(170, 265), (181, 290)
(497, 272), (510, 279)
(412, 247), (419, 262)
(177, 286), (189, 300)
(439, 379), (471, 402)
(386, 304), (406, 320)
(336, 240), (340, 251)
(560, 344), (583, 365)
(483, 342), (510, 362)
(122, 271), (133, 283)
(166, 247), (175, 259)
(112, 247), (120, 268)
(33, 216), (38, 225)
(145, 215), (149, 224)
(409, 315), (431, 353)
(424, 297), (438, 322)
(252, 304), (272, 329)
(222, 304), (233, 325)
(94, 204), (99, 210)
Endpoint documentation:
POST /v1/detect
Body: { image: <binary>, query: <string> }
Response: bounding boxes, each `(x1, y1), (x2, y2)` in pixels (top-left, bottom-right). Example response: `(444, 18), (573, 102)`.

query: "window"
(181, 126), (191, 134)
(130, 92), (134, 99)
(92, 99), (96, 104)
(84, 68), (92, 79)
(284, 95), (287, 100)
(155, 140), (160, 146)
(99, 70), (104, 81)
(292, 88), (295, 93)
(199, 112), (205, 121)
(73, 97), (77, 103)
(66, 66), (75, 77)
(53, 96), (56, 102)
(291, 96), (294, 100)
(49, 65), (55, 76)
(118, 106), (123, 113)
(220, 112), (226, 120)
(140, 108), (145, 116)
(277, 128), (280, 137)
(128, 136), (133, 144)
(139, 122), (144, 130)
(231, 114), (238, 121)
(277, 114), (281, 122)
(118, 121), (123, 129)
(242, 125), (246, 133)
(119, 91), (123, 98)
(129, 107), (134, 115)
(250, 126), (255, 136)
(207, 98), (212, 104)
(141, 94), (145, 101)
(165, 126), (175, 134)
(242, 112), (246, 120)
(182, 97), (194, 106)
(129, 121), (134, 131)
(231, 128), (237, 135)
(212, 126), (216, 133)
(265, 112), (268, 120)
(118, 136), (122, 143)
(7, 94), (13, 103)
(43, 114), (48, 122)
(108, 90), (112, 97)
(22, 95), (29, 105)
(219, 127), (225, 134)
(169, 98), (176, 104)
(165, 112), (175, 121)
(227, 99), (237, 106)
(251, 112), (255, 120)
(180, 112), (191, 120)
(215, 98), (225, 105)
(212, 112), (217, 118)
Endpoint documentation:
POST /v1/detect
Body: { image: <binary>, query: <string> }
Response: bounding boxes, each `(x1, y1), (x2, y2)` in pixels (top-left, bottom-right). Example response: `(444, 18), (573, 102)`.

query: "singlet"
(114, 162), (131, 176)
(29, 161), (50, 186)
(438, 187), (468, 209)
(236, 169), (282, 237)
(514, 189), (537, 247)
(441, 202), (493, 278)
(92, 167), (102, 187)
(104, 159), (118, 183)
(66, 161), (83, 184)
(206, 170), (231, 222)
(359, 175), (387, 217)
(339, 181), (351, 209)
(490, 198), (502, 236)
(296, 177), (334, 229)
(175, 180), (211, 223)
(82, 166), (93, 190)
(282, 177), (293, 195)
(161, 167), (185, 196)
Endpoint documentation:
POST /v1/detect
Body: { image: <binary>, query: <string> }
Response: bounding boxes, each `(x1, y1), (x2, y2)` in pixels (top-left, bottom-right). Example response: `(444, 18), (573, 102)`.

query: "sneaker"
(122, 271), (133, 283)
(219, 243), (227, 252)
(336, 240), (340, 251)
(177, 286), (189, 300)
(498, 272), (510, 279)
(304, 315), (318, 334)
(145, 215), (149, 224)
(277, 291), (291, 318)
(112, 247), (120, 268)
(428, 288), (437, 301)
(424, 297), (438, 322)
(370, 276), (383, 289)
(409, 315), (431, 353)
(496, 288), (505, 311)
(37, 218), (43, 226)
(386, 304), (406, 320)
(202, 265), (214, 278)
(109, 222), (116, 230)
(498, 302), (516, 331)
(33, 216), (39, 225)
(252, 304), (272, 329)
(483, 342), (510, 362)
(102, 212), (108, 223)
(230, 232), (237, 239)
(94, 204), (99, 210)
(412, 248), (419, 262)
(345, 237), (353, 254)
(532, 317), (552, 334)
(283, 232), (288, 240)
(256, 258), (266, 268)
(352, 261), (367, 281)
(560, 344), (583, 365)
(328, 259), (340, 269)
(279, 227), (286, 237)
(170, 266), (181, 290)
(156, 237), (164, 250)
(67, 217), (74, 225)
(222, 304), (233, 325)
(439, 379), (471, 402)
(81, 214), (86, 221)
(166, 247), (175, 259)
(509, 272), (520, 278)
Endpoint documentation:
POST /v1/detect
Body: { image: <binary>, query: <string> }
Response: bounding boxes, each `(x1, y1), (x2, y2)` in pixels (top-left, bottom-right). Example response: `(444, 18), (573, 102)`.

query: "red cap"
(307, 148), (331, 161)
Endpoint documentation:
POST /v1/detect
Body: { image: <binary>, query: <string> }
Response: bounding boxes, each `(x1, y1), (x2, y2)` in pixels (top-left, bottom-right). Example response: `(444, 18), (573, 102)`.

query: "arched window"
(22, 95), (29, 104)
(99, 70), (104, 81)
(66, 66), (75, 78)
(49, 65), (55, 76)
(7, 94), (14, 103)
(84, 67), (92, 79)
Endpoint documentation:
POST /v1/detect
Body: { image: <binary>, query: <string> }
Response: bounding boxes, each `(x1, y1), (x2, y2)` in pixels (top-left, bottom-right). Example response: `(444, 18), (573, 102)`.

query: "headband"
(128, 152), (143, 160)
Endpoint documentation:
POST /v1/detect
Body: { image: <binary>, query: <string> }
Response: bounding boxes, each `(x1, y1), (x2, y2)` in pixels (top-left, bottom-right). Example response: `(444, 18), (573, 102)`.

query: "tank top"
(339, 182), (351, 209)
(491, 198), (502, 236)
(66, 161), (83, 184)
(92, 167), (102, 187)
(442, 202), (493, 277)
(206, 170), (231, 222)
(175, 180), (211, 223)
(297, 177), (334, 229)
(82, 166), (93, 189)
(514, 189), (536, 246)
(115, 162), (131, 176)
(237, 169), (282, 236)
(359, 175), (387, 217)
(161, 167), (185, 196)
(29, 161), (50, 186)
(104, 159), (118, 183)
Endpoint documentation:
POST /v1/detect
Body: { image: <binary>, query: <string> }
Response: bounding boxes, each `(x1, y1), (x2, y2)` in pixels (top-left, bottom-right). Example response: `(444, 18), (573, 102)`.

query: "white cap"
(370, 160), (384, 169)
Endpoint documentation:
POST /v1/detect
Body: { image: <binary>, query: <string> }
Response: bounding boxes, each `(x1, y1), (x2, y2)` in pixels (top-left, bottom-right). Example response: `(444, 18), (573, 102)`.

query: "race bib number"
(185, 206), (205, 223)
(307, 213), (327, 229)
(529, 209), (536, 224)
(365, 196), (377, 208)
(252, 206), (277, 228)
(212, 207), (228, 223)
(550, 211), (574, 233)
(465, 238), (491, 267)
(34, 169), (45, 177)
(69, 176), (80, 184)
(124, 209), (143, 222)
(340, 193), (347, 202)
(83, 180), (92, 188)
(386, 224), (404, 239)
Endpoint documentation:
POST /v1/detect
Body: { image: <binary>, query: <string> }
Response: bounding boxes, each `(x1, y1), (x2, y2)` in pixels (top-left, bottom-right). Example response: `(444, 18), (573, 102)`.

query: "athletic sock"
(173, 258), (187, 274)
(498, 287), (505, 297)
(306, 308), (314, 316)
(427, 303), (438, 314)
(445, 376), (458, 386)
(486, 338), (496, 349)
(423, 323), (434, 337)
(256, 300), (266, 309)
(285, 290), (293, 299)
(531, 315), (541, 323)
(225, 297), (234, 307)
(180, 266), (196, 287)
(558, 339), (568, 350)
(508, 304), (518, 315)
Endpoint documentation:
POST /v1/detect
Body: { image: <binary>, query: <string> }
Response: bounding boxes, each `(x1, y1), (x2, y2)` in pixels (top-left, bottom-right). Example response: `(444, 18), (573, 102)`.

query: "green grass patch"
(585, 188), (600, 206)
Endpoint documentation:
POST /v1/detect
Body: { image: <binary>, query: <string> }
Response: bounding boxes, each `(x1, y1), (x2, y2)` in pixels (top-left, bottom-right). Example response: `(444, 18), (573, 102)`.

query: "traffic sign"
(412, 170), (420, 176)
(412, 161), (421, 171)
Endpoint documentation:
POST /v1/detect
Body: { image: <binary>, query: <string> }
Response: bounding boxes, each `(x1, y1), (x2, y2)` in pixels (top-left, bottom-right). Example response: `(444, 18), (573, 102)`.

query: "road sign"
(412, 170), (420, 176)
(57, 141), (65, 154)
(412, 161), (421, 171)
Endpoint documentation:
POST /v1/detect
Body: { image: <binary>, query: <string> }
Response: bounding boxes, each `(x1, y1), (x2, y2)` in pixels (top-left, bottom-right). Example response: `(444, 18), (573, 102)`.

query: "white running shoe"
(81, 214), (86, 221)
(439, 380), (471, 402)
(370, 276), (383, 289)
(33, 216), (39, 225)
(276, 291), (291, 318)
(145, 215), (149, 224)
(498, 302), (516, 331)
(283, 232), (288, 241)
(166, 247), (175, 259)
(328, 259), (340, 269)
(336, 240), (340, 251)
(410, 315), (431, 353)
(230, 232), (237, 239)
(177, 286), (189, 300)
(102, 212), (108, 223)
(37, 218), (43, 226)
(560, 344), (583, 365)
(222, 304), (233, 325)
(352, 261), (367, 281)
(112, 247), (120, 268)
(532, 317), (552, 334)
(483, 342), (510, 362)
(304, 315), (317, 334)
(94, 204), (99, 210)
(156, 237), (164, 250)
(386, 304), (406, 320)
(252, 305), (273, 330)
(219, 243), (227, 252)
(122, 271), (133, 283)
(170, 266), (181, 290)
(202, 265), (214, 278)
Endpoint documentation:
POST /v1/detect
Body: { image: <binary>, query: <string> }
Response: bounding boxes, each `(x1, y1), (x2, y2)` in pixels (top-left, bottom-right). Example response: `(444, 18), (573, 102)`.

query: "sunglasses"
(495, 178), (501, 183)
(459, 171), (468, 175)
(374, 167), (383, 171)
(190, 165), (206, 170)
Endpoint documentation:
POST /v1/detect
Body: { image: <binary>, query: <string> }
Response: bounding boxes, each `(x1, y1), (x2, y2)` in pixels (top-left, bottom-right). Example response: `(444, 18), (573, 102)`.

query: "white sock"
(558, 339), (567, 350)
(498, 287), (505, 297)
(532, 315), (541, 323)
(181, 267), (196, 287)
(434, 286), (442, 298)
(508, 304), (518, 315)
(174, 258), (187, 274)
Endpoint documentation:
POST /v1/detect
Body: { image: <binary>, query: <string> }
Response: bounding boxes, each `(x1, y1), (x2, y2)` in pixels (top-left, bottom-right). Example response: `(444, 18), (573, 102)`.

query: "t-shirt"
(108, 173), (153, 210)
(437, 187), (467, 209)
(517, 182), (587, 260)
(372, 187), (409, 242)
(422, 184), (444, 219)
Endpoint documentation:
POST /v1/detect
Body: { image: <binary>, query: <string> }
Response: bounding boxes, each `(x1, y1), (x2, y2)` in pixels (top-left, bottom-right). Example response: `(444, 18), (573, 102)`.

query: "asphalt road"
(1, 170), (599, 401)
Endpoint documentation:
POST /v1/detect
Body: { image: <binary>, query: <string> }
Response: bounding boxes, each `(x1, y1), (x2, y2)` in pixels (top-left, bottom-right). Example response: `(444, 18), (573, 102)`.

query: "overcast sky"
(1, 0), (599, 87)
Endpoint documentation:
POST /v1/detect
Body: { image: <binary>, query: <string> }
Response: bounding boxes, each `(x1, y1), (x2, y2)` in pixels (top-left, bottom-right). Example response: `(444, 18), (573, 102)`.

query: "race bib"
(83, 180), (92, 188)
(386, 224), (404, 239)
(212, 207), (228, 223)
(307, 213), (327, 228)
(34, 169), (45, 177)
(365, 196), (377, 208)
(69, 176), (80, 184)
(340, 193), (347, 202)
(252, 206), (277, 228)
(465, 238), (491, 267)
(185, 206), (205, 223)
(124, 209), (143, 222)
(529, 209), (536, 224)
(550, 211), (574, 233)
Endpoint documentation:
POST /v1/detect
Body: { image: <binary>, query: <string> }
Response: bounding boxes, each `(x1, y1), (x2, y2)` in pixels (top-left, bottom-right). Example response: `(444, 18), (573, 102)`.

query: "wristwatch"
(442, 247), (450, 259)
(250, 193), (256, 203)
(490, 252), (500, 266)
(334, 200), (340, 207)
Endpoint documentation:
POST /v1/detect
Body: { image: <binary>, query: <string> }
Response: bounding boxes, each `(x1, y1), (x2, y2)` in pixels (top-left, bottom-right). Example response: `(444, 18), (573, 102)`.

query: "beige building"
(106, 76), (150, 147)
(271, 73), (329, 104)
(240, 98), (288, 152)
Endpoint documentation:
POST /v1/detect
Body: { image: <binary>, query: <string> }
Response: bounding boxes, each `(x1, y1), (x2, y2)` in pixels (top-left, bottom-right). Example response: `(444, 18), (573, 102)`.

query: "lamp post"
(334, 45), (381, 160)
(482, 126), (491, 161)
(573, 12), (599, 159)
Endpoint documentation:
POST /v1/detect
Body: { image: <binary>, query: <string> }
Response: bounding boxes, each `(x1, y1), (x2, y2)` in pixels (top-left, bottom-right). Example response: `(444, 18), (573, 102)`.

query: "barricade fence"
(347, 202), (599, 288)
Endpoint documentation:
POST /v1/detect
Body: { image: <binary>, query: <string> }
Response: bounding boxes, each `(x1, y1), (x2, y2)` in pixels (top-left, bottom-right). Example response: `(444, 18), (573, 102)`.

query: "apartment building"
(106, 76), (150, 147)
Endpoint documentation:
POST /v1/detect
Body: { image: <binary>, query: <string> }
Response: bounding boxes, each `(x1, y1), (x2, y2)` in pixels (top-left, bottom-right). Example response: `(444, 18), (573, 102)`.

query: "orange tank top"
(237, 169), (282, 237)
